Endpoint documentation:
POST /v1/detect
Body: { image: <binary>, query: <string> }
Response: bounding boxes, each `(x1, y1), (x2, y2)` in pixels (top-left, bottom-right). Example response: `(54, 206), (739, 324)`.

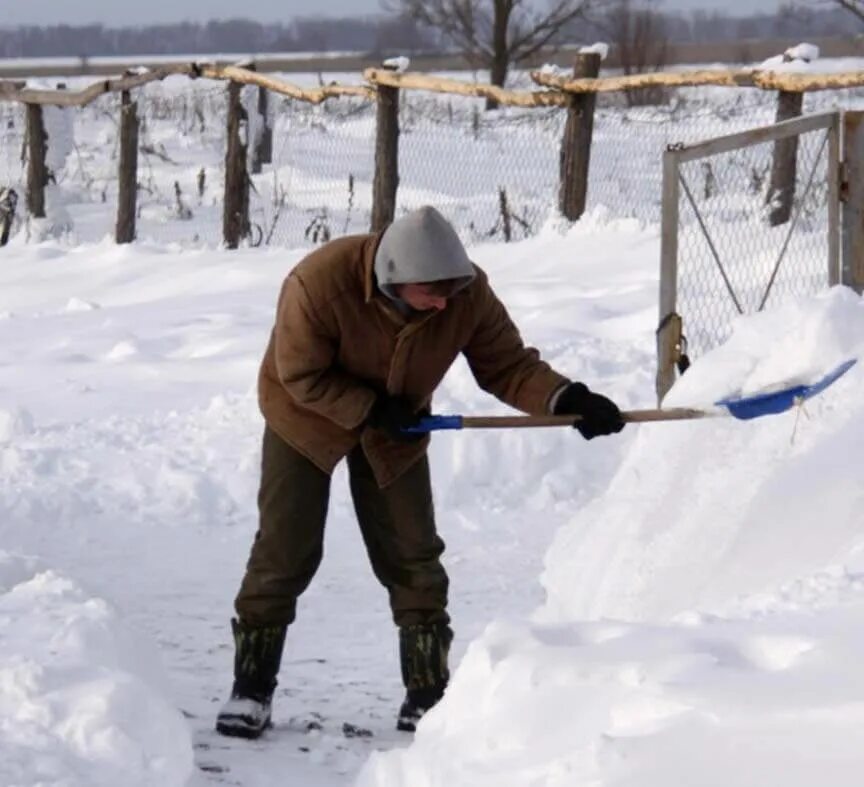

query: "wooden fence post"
(371, 69), (400, 233)
(223, 79), (250, 249)
(252, 85), (272, 174)
(842, 111), (864, 294)
(25, 103), (48, 219)
(116, 89), (139, 244)
(766, 89), (803, 226)
(657, 147), (682, 403)
(558, 52), (601, 222)
(0, 188), (18, 246)
(498, 187), (512, 242)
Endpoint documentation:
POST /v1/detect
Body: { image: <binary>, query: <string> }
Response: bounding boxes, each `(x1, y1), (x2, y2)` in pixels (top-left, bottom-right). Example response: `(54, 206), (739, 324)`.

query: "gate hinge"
(839, 161), (849, 203)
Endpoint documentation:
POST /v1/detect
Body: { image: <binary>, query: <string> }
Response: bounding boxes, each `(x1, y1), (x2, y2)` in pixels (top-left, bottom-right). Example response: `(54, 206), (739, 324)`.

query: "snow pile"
(0, 552), (194, 787)
(0, 406), (35, 441)
(538, 63), (564, 77)
(64, 297), (101, 313)
(759, 42), (820, 72)
(541, 287), (864, 622)
(358, 286), (864, 786)
(383, 56), (411, 73)
(579, 42), (610, 61)
(360, 608), (864, 787)
(785, 43), (820, 63)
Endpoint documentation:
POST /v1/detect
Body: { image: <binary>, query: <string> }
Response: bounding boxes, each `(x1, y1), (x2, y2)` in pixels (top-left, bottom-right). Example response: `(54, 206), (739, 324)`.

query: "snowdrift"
(358, 286), (864, 786)
(541, 286), (864, 623)
(0, 552), (194, 787)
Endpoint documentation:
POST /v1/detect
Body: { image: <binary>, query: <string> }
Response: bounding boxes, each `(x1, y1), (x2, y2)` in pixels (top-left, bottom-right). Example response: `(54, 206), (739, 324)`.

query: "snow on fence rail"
(1, 57), (863, 250)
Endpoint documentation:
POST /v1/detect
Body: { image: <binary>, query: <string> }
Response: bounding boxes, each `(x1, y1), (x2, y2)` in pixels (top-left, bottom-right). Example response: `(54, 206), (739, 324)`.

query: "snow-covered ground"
(3, 55), (864, 787)
(2, 206), (862, 785)
(360, 285), (864, 787)
(0, 215), (652, 785)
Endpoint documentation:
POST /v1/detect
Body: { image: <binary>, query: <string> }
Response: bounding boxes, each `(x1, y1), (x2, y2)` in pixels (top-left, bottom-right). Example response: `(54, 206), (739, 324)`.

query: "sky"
(1, 0), (788, 27)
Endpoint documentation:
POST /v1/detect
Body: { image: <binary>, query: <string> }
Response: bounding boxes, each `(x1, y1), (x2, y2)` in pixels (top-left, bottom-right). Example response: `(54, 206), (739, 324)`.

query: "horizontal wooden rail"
(3, 61), (864, 109)
(531, 67), (864, 94)
(0, 63), (373, 107)
(200, 64), (375, 103)
(0, 64), (197, 106)
(364, 67), (566, 108)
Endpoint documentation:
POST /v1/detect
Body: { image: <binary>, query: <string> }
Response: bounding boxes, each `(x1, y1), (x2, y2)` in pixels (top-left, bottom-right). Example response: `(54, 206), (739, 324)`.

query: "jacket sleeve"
(462, 279), (569, 415)
(272, 273), (377, 430)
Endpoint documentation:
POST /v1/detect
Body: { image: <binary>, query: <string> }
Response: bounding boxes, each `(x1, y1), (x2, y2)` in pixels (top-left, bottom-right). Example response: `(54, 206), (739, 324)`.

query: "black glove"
(553, 382), (625, 440)
(367, 395), (427, 443)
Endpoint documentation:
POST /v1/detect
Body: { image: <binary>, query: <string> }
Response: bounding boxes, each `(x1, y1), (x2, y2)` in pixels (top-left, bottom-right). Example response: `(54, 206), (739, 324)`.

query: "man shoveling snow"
(215, 206), (625, 739)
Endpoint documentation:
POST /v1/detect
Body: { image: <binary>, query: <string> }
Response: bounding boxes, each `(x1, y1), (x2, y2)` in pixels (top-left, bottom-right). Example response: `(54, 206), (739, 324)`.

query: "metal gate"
(656, 111), (843, 401)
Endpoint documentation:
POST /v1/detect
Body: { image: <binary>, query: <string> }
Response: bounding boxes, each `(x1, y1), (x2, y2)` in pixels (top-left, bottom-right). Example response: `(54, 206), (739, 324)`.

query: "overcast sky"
(3, 0), (787, 27)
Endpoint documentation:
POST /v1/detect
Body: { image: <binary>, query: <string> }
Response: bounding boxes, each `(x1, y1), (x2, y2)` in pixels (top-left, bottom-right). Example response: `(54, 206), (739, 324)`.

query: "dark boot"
(396, 622), (452, 732)
(215, 618), (287, 739)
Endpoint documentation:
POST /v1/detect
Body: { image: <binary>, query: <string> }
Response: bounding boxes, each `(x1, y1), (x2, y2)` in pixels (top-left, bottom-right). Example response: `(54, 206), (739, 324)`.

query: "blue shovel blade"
(715, 358), (857, 420)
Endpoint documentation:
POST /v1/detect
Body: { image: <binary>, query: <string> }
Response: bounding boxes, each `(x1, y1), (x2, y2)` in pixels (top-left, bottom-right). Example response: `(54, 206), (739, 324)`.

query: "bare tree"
(785, 0), (864, 27)
(603, 0), (669, 106)
(388, 0), (596, 109)
(830, 0), (864, 22)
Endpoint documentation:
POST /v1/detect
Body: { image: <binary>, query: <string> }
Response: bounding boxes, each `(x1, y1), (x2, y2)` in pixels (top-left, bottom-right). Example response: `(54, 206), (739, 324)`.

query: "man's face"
(394, 283), (449, 312)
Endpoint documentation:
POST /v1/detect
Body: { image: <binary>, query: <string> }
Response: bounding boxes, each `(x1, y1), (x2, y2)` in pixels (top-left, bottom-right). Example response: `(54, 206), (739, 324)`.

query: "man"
(216, 206), (624, 739)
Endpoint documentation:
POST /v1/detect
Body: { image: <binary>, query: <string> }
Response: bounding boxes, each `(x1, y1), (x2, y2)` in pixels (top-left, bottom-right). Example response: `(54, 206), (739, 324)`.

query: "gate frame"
(656, 111), (843, 403)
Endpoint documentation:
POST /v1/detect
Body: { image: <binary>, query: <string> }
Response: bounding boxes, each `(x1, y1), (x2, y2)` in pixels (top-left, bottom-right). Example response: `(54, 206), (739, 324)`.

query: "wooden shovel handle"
(460, 407), (709, 429)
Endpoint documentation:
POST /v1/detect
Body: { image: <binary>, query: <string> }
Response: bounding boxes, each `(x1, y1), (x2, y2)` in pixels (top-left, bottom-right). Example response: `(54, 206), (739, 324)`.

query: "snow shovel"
(407, 358), (857, 433)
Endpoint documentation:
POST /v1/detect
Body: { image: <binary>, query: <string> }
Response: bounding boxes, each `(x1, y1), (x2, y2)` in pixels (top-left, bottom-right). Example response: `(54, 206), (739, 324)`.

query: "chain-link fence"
(655, 110), (841, 397)
(0, 101), (25, 195)
(397, 96), (560, 243)
(252, 96), (375, 248)
(679, 114), (836, 356)
(3, 75), (864, 250)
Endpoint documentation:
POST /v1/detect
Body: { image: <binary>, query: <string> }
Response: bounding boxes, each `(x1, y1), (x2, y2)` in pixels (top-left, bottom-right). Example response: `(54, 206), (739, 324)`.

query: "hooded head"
(374, 206), (476, 309)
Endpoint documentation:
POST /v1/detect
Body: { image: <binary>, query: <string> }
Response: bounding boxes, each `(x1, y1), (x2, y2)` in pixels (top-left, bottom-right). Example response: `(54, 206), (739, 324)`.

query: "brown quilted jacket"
(258, 232), (568, 487)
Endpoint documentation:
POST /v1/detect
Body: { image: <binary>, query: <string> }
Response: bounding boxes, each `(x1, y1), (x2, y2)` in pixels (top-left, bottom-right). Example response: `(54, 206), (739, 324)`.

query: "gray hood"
(374, 206), (476, 302)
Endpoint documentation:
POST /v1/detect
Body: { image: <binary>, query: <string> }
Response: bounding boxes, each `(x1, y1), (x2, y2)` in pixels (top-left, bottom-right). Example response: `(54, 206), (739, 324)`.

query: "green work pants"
(235, 426), (449, 629)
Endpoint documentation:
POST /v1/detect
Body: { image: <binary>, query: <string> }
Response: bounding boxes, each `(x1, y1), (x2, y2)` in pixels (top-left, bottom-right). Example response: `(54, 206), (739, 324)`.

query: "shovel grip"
(408, 415), (464, 432)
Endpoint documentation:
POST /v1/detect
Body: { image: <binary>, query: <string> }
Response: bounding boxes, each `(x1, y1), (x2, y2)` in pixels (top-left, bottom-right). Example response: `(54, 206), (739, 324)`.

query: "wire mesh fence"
(2, 76), (864, 251)
(397, 97), (560, 243)
(0, 102), (25, 195)
(669, 113), (838, 361)
(252, 96), (376, 248)
(121, 83), (228, 246)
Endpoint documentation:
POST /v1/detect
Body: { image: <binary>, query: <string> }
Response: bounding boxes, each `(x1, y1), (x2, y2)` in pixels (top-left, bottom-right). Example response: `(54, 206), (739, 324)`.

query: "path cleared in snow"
(0, 216), (657, 786)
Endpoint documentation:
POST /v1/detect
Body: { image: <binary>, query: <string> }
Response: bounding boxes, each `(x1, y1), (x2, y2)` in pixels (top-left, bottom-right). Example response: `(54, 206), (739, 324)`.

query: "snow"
(579, 42), (610, 61)
(786, 43), (821, 63)
(2, 63), (864, 787)
(538, 63), (564, 77)
(3, 211), (863, 786)
(358, 284), (864, 787)
(44, 105), (74, 177)
(0, 554), (194, 787)
(759, 43), (821, 73)
(382, 57), (411, 74)
(0, 406), (34, 441)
